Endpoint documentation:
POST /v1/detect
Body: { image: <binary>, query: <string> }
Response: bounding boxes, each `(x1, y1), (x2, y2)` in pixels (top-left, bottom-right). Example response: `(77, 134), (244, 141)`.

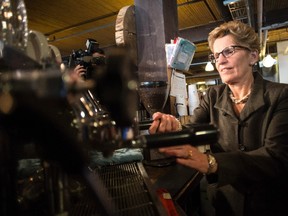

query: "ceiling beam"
(179, 21), (225, 43)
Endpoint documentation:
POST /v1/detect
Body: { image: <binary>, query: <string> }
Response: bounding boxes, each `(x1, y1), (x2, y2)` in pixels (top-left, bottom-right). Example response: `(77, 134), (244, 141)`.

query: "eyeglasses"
(209, 45), (251, 63)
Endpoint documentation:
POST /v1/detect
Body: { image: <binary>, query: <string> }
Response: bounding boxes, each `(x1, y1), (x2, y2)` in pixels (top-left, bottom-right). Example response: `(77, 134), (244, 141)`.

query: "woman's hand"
(148, 112), (216, 174)
(148, 112), (181, 134)
(159, 145), (211, 174)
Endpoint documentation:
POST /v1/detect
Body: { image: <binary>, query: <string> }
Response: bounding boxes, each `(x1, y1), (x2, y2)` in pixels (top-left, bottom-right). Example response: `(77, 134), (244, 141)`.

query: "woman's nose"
(216, 53), (227, 64)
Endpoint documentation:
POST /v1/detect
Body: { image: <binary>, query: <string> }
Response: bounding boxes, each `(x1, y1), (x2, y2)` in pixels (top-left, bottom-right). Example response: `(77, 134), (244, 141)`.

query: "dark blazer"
(191, 72), (288, 216)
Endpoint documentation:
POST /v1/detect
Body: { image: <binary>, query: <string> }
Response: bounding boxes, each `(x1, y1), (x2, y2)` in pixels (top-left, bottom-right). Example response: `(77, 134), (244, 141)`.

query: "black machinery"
(0, 3), (218, 214)
(0, 43), (218, 216)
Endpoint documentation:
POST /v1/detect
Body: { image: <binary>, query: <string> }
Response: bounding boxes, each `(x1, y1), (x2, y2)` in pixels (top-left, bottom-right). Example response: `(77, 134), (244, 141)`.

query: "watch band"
(206, 153), (217, 174)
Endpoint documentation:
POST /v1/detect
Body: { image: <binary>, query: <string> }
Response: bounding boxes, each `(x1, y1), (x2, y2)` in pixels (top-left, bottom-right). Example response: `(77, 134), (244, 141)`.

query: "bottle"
(0, 0), (28, 52)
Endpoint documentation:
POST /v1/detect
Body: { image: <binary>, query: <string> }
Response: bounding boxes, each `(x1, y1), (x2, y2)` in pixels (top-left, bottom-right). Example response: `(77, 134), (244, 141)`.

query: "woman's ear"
(250, 50), (259, 65)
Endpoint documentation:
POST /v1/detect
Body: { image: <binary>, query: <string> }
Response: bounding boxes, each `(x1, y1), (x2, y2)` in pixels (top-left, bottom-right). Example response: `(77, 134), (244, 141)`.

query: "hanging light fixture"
(262, 42), (276, 68)
(262, 54), (276, 68)
(205, 62), (214, 71)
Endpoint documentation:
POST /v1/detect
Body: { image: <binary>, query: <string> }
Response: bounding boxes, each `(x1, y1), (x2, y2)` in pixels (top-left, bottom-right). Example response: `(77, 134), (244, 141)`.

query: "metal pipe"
(261, 29), (268, 59)
(45, 12), (118, 36)
(190, 61), (209, 66)
(48, 22), (115, 43)
(244, 0), (252, 27)
(261, 21), (288, 31)
(257, 0), (263, 53)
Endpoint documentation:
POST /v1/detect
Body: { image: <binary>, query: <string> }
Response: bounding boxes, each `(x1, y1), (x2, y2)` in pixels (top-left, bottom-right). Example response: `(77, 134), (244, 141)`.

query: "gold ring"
(186, 150), (193, 159)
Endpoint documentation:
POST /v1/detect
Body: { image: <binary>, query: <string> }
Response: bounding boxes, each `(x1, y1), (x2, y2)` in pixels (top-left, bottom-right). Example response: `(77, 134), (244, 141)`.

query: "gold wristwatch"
(206, 153), (217, 174)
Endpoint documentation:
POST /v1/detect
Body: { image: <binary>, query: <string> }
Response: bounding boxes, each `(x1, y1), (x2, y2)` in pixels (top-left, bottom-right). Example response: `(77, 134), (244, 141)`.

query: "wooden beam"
(179, 21), (224, 43)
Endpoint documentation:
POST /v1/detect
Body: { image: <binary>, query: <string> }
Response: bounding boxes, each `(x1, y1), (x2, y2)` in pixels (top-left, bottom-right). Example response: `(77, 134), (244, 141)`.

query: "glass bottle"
(0, 0), (28, 52)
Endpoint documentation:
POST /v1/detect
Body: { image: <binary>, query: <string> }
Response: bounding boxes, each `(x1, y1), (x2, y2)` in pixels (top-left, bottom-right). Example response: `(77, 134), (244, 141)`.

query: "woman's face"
(212, 35), (258, 85)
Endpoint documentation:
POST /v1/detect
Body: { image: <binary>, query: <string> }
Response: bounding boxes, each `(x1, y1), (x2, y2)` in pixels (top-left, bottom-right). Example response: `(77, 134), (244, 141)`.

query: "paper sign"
(170, 70), (187, 98)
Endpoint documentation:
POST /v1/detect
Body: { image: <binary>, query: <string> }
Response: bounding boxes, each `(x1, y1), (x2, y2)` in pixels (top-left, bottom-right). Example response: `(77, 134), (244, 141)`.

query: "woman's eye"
(225, 49), (234, 55)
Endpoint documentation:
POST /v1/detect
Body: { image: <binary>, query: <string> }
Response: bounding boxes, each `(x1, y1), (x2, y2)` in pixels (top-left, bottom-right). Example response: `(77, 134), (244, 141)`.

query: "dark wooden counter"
(144, 162), (203, 215)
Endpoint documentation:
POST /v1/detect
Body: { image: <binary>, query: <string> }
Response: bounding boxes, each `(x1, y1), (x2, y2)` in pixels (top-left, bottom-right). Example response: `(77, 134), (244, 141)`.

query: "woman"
(149, 21), (288, 215)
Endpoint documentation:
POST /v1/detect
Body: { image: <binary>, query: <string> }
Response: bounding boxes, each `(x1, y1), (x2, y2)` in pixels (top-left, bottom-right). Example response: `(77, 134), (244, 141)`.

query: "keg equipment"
(0, 3), (218, 213)
(0, 47), (116, 216)
(0, 40), (219, 216)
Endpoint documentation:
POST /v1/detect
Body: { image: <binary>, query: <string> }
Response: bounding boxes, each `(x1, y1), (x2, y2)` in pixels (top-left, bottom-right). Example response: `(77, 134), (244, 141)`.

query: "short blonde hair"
(208, 20), (260, 53)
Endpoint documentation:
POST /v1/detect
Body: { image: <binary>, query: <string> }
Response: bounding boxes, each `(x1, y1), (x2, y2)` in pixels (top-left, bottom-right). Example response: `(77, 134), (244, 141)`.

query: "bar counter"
(144, 162), (203, 215)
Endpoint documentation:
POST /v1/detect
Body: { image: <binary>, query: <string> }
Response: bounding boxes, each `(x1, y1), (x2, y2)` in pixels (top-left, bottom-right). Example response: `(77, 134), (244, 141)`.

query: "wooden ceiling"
(24, 0), (288, 73)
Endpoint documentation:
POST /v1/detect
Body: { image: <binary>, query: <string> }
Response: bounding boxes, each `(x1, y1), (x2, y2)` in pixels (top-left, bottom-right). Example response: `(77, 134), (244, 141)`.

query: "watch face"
(208, 154), (216, 166)
(207, 154), (217, 174)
